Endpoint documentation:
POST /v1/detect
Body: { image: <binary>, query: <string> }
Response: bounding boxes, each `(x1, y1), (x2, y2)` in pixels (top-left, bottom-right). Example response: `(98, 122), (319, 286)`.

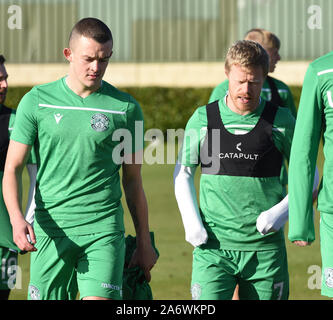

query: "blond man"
(210, 28), (296, 117)
(174, 40), (295, 299)
(210, 29), (298, 245)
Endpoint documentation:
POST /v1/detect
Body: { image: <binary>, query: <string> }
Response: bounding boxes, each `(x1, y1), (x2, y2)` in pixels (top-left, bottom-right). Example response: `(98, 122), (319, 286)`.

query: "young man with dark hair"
(3, 18), (157, 300)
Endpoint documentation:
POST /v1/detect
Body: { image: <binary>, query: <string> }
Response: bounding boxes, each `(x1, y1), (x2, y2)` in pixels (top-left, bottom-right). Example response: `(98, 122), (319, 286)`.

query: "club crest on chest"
(91, 113), (110, 132)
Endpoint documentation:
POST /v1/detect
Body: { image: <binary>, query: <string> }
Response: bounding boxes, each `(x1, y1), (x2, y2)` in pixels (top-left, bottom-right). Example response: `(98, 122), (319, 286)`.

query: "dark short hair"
(69, 17), (113, 46)
(0, 55), (5, 65)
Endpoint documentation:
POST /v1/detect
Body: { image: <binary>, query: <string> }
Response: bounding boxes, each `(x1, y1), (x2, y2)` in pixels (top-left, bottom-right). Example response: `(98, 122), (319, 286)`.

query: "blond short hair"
(225, 40), (269, 77)
(244, 28), (281, 50)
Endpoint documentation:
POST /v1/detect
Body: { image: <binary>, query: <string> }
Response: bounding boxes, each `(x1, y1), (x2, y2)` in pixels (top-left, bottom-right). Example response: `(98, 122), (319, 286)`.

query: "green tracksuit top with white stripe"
(288, 51), (333, 242)
(180, 98), (295, 250)
(11, 77), (144, 237)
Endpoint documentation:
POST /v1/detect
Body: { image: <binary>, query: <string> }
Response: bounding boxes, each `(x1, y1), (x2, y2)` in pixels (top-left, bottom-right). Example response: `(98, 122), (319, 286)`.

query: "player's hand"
(11, 216), (37, 252)
(185, 226), (208, 247)
(128, 244), (158, 282)
(293, 240), (311, 247)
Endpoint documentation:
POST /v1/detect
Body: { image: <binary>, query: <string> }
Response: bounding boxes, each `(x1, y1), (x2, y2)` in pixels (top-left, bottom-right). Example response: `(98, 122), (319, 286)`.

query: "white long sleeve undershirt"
(173, 162), (208, 247)
(256, 166), (320, 235)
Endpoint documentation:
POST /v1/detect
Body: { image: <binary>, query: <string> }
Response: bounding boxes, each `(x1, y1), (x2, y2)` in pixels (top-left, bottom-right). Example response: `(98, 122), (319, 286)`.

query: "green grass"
(9, 145), (328, 300)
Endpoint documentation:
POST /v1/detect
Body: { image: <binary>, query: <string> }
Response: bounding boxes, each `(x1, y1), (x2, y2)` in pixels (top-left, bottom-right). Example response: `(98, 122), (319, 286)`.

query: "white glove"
(256, 166), (320, 235)
(174, 162), (208, 247)
(24, 163), (37, 225)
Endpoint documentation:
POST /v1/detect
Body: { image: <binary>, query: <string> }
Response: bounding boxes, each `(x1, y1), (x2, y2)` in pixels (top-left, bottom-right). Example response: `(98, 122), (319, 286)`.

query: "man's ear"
(225, 68), (229, 79)
(63, 48), (72, 62)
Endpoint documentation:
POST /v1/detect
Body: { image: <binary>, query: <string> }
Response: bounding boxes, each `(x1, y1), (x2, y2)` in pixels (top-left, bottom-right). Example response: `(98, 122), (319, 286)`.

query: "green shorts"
(0, 246), (18, 290)
(191, 246), (289, 300)
(28, 231), (125, 300)
(320, 213), (333, 298)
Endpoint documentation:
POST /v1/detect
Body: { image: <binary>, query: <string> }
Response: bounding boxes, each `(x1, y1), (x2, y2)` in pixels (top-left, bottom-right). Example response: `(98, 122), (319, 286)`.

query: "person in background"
(0, 54), (36, 300)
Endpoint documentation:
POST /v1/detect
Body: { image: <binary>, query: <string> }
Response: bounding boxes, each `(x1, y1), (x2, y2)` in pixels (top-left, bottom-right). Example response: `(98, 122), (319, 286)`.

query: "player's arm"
(256, 106), (295, 235)
(288, 65), (322, 246)
(256, 166), (319, 235)
(2, 140), (36, 252)
(173, 162), (208, 247)
(24, 163), (37, 225)
(174, 108), (208, 247)
(122, 152), (158, 282)
(24, 145), (37, 225)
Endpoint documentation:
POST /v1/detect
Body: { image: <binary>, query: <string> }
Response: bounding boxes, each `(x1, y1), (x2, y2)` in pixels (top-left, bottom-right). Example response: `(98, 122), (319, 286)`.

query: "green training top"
(180, 98), (295, 250)
(11, 77), (144, 237)
(288, 51), (333, 242)
(209, 77), (297, 118)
